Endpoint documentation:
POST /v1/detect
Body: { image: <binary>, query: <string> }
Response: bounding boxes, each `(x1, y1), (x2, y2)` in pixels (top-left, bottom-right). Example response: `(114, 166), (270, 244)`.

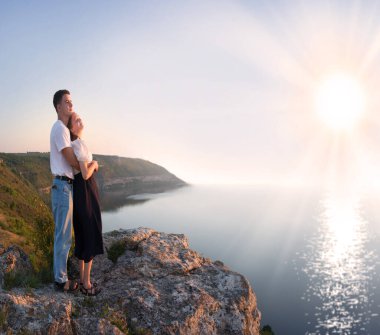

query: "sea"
(101, 184), (380, 334)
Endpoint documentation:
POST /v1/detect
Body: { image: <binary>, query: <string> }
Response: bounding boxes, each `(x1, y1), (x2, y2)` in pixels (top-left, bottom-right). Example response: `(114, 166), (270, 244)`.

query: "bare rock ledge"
(0, 227), (261, 334)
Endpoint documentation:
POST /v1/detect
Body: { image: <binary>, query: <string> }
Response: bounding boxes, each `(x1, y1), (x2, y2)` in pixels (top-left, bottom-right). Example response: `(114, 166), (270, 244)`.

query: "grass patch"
(71, 302), (81, 318)
(6, 217), (32, 237)
(128, 326), (152, 335)
(3, 262), (52, 291)
(107, 240), (127, 263)
(31, 216), (54, 272)
(0, 304), (9, 331)
(99, 304), (150, 335)
(3, 271), (41, 290)
(109, 311), (129, 333)
(17, 329), (35, 335)
(82, 296), (97, 308)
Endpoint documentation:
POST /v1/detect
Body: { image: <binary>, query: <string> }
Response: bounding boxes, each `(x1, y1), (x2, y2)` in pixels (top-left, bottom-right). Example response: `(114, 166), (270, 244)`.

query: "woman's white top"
(72, 138), (93, 174)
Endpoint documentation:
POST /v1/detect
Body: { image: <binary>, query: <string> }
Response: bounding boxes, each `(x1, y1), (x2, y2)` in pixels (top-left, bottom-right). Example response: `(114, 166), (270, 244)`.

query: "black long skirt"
(73, 172), (104, 263)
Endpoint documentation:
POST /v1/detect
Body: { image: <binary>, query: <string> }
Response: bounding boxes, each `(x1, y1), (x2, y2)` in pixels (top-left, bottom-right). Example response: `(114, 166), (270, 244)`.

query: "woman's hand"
(92, 160), (99, 172)
(80, 160), (99, 180)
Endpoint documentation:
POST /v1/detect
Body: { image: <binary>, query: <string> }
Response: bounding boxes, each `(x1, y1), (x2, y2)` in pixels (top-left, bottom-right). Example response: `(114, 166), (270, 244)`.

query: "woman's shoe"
(81, 284), (101, 296)
(80, 281), (98, 288)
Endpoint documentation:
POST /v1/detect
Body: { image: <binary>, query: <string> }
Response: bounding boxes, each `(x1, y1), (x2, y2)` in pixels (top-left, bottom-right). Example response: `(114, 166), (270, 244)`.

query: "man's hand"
(62, 147), (80, 171)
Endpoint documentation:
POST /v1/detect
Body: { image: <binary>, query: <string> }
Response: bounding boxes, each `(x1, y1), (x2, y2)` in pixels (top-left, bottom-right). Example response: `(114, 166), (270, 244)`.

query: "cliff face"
(0, 227), (261, 334)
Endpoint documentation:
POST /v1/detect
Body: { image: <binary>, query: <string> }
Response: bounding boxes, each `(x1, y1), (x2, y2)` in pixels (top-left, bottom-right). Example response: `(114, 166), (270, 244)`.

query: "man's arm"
(62, 147), (80, 171)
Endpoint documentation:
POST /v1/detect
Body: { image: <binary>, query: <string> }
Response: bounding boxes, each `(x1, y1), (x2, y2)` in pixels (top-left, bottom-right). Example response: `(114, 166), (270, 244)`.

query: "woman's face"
(70, 112), (84, 136)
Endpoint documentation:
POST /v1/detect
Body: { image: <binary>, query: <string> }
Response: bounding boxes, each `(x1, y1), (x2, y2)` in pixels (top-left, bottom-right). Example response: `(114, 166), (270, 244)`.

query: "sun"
(315, 73), (365, 131)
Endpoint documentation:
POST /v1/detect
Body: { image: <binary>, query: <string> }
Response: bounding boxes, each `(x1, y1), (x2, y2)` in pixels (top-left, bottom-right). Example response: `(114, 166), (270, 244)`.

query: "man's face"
(57, 94), (73, 117)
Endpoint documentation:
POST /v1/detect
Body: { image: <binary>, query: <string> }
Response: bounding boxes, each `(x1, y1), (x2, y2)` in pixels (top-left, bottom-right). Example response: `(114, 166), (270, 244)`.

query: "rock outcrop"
(0, 228), (261, 334)
(0, 244), (33, 289)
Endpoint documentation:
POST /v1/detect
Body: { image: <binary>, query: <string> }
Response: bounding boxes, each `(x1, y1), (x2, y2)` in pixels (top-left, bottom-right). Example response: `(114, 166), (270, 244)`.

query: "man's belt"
(55, 175), (73, 184)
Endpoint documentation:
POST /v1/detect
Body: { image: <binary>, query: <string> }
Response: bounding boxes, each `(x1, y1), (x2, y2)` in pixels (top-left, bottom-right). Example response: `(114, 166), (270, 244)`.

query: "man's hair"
(53, 89), (70, 112)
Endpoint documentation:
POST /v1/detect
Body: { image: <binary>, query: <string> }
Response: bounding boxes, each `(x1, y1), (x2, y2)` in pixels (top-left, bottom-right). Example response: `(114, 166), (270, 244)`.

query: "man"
(50, 89), (80, 292)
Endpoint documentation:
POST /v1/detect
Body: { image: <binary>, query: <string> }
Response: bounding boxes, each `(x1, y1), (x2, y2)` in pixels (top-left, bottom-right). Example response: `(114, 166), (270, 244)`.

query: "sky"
(2, 0), (380, 186)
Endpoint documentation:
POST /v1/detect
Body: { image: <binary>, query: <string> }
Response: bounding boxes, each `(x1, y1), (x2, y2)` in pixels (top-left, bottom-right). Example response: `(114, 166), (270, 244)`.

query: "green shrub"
(260, 325), (275, 335)
(31, 216), (54, 274)
(107, 240), (126, 263)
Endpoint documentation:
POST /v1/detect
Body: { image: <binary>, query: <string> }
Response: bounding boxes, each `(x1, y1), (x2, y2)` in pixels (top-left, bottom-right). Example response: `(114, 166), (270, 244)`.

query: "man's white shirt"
(50, 120), (74, 179)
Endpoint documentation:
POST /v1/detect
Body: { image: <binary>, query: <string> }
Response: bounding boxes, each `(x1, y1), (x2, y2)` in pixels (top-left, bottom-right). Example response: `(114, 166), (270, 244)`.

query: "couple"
(50, 89), (103, 296)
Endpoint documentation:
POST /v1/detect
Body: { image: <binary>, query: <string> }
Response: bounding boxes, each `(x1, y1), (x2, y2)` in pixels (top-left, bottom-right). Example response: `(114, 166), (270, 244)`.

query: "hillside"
(0, 153), (52, 203)
(0, 159), (53, 270)
(0, 152), (186, 271)
(93, 154), (186, 193)
(0, 152), (186, 209)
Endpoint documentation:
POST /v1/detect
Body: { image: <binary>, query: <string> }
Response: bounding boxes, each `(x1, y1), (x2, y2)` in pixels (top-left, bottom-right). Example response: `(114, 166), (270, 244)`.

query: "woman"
(68, 112), (103, 296)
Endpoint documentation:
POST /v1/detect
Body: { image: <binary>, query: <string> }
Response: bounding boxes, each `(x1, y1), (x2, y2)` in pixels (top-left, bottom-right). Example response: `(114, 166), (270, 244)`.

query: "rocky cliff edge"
(0, 227), (261, 334)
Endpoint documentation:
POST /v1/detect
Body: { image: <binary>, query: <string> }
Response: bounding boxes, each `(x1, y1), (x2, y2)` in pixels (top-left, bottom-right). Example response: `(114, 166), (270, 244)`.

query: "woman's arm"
(79, 160), (99, 180)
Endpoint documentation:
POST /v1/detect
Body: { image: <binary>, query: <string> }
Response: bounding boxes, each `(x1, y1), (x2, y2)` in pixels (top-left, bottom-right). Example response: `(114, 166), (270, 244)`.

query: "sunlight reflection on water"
(302, 192), (378, 334)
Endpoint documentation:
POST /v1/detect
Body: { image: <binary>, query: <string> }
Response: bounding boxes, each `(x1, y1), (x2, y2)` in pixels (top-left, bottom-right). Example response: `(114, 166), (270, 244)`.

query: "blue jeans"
(51, 178), (73, 283)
